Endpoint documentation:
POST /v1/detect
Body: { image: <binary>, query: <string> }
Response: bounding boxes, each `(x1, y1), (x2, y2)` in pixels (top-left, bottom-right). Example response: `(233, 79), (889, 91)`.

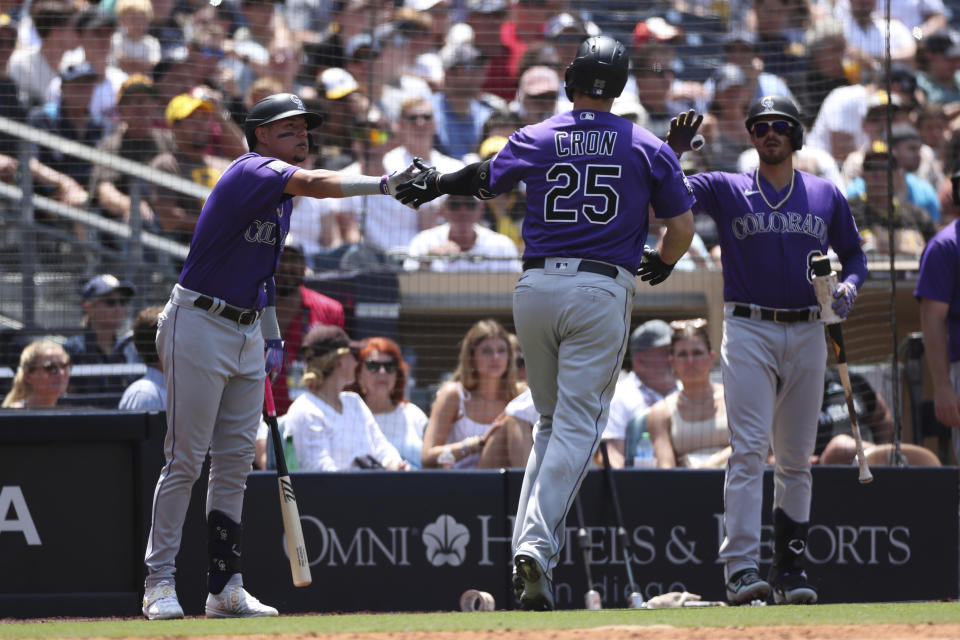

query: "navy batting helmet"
(244, 93), (324, 151)
(563, 36), (629, 102)
(745, 95), (804, 150)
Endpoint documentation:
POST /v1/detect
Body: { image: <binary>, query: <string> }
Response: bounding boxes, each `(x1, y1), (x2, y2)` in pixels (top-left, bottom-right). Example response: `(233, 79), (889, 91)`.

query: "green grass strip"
(2, 602), (959, 638)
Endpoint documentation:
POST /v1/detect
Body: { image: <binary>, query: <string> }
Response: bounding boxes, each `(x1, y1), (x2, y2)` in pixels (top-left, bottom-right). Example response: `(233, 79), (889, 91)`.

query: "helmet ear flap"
(564, 64), (575, 102)
(790, 125), (803, 151)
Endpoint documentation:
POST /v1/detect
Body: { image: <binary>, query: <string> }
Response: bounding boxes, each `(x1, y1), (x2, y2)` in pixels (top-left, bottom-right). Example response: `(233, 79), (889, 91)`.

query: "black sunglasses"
(98, 297), (127, 307)
(403, 113), (433, 122)
(752, 121), (792, 137)
(364, 360), (398, 373)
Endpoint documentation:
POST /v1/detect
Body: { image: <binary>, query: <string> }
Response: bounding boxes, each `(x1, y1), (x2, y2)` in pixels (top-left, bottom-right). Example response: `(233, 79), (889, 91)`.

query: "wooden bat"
(264, 379), (312, 586)
(825, 325), (874, 484)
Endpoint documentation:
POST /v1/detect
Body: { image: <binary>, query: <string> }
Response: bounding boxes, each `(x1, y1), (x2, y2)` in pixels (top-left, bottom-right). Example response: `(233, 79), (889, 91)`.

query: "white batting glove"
(381, 158), (425, 196)
(831, 281), (857, 319)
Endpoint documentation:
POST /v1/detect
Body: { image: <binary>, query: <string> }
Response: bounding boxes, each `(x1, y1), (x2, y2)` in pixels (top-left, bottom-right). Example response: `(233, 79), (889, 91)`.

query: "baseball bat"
(825, 325), (874, 484)
(573, 494), (602, 609)
(598, 441), (643, 607)
(264, 379), (312, 586)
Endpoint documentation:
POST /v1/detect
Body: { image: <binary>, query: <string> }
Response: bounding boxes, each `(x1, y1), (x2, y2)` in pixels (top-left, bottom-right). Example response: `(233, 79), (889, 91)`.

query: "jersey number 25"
(544, 163), (621, 225)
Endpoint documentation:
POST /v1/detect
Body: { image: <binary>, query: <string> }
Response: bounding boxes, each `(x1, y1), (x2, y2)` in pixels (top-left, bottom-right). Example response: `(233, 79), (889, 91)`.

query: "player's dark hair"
(669, 318), (711, 352)
(132, 306), (163, 366)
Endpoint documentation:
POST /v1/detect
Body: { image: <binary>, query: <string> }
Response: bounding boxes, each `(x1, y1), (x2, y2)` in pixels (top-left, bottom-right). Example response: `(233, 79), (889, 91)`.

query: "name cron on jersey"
(731, 210), (827, 242)
(554, 130), (617, 157)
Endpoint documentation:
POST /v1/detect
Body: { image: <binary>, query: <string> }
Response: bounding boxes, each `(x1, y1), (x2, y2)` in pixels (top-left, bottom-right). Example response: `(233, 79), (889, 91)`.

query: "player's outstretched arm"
(283, 161), (422, 200)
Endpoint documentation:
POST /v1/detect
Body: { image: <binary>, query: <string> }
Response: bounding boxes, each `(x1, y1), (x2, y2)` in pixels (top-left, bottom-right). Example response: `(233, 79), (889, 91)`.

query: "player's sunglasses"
(33, 362), (71, 374)
(751, 121), (792, 137)
(364, 360), (398, 374)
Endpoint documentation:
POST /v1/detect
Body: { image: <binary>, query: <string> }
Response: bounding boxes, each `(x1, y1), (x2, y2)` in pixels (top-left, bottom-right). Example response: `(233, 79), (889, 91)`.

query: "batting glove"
(637, 246), (676, 286)
(265, 339), (284, 382)
(381, 157), (425, 197)
(394, 158), (442, 208)
(667, 109), (703, 156)
(831, 281), (857, 319)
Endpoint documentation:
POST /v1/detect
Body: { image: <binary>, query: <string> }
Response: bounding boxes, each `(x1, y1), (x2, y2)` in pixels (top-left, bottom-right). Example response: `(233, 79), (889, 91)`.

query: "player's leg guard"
(208, 510), (242, 595)
(768, 508), (817, 604)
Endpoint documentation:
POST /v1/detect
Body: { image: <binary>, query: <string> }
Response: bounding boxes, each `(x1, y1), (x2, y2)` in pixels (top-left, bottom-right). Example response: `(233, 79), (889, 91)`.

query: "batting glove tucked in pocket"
(265, 339), (284, 382)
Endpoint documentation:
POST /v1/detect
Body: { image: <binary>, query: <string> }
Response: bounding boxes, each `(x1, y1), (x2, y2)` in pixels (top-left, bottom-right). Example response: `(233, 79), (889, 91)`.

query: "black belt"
(194, 295), (261, 325)
(732, 304), (818, 324)
(522, 258), (620, 279)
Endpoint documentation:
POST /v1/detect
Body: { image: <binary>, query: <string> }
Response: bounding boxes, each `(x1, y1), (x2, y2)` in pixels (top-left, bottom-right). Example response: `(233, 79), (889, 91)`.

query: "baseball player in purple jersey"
(141, 93), (420, 620)
(915, 171), (960, 449)
(668, 97), (868, 605)
(395, 36), (695, 610)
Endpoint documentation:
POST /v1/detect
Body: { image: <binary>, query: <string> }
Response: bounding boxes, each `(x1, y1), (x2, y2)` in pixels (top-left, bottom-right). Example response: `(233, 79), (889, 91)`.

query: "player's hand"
(667, 109), (704, 156)
(382, 158), (424, 196)
(637, 246), (676, 286)
(265, 339), (284, 382)
(394, 157), (442, 209)
(831, 281), (857, 318)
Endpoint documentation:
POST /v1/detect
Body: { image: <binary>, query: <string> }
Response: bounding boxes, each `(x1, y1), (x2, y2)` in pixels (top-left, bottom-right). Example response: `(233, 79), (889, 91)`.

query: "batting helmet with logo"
(244, 93), (324, 151)
(563, 36), (629, 102)
(744, 95), (804, 150)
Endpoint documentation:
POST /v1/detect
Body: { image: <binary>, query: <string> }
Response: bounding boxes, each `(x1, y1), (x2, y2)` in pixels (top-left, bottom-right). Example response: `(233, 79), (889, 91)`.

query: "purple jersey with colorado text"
(179, 153), (299, 309)
(688, 169), (866, 308)
(488, 110), (695, 271)
(914, 220), (960, 362)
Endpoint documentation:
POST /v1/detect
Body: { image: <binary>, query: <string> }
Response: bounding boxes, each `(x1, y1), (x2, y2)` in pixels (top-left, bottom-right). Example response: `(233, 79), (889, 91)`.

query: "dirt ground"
(72, 625), (960, 640)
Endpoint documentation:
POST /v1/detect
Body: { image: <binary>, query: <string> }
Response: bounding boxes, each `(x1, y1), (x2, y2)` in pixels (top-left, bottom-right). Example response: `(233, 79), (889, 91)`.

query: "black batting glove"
(394, 157), (443, 208)
(667, 109), (703, 156)
(637, 246), (676, 286)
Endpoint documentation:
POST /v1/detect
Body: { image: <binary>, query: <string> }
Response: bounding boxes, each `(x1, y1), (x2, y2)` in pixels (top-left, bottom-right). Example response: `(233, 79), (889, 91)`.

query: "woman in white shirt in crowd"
(286, 326), (409, 471)
(351, 336), (428, 469)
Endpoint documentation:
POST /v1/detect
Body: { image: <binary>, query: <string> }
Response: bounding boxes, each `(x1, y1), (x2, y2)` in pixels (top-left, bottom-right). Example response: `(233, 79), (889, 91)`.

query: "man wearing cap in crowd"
(511, 65), (561, 126)
(916, 28), (960, 105)
(147, 92), (235, 242)
(846, 123), (942, 223)
(432, 42), (503, 160)
(6, 0), (77, 108)
(92, 74), (174, 229)
(60, 6), (126, 133)
(64, 274), (141, 398)
(599, 320), (679, 468)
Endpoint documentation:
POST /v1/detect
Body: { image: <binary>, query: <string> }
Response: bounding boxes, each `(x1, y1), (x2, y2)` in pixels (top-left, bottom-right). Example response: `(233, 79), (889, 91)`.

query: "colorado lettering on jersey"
(244, 219), (278, 245)
(554, 130), (617, 158)
(731, 210), (827, 242)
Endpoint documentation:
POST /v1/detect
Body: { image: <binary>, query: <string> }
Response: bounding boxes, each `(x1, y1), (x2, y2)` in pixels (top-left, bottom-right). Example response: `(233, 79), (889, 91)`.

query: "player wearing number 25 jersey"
(394, 36), (695, 610)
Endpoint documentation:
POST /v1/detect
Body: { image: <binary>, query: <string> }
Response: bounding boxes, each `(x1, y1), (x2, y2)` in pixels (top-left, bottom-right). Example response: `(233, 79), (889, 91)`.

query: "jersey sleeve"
(914, 230), (957, 304)
(826, 184), (867, 288)
(487, 126), (536, 195)
(231, 156), (299, 214)
(686, 172), (721, 220)
(648, 145), (696, 219)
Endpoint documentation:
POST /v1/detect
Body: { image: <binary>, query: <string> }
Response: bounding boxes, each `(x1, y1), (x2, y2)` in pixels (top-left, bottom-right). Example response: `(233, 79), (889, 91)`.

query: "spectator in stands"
(287, 325), (410, 471)
(432, 42), (501, 160)
(839, 0), (915, 64)
(706, 31), (796, 116)
(271, 245), (345, 414)
(111, 0), (162, 76)
(2, 340), (71, 408)
(0, 14), (22, 135)
(748, 0), (808, 87)
(368, 7), (436, 123)
(351, 337), (428, 468)
(916, 29), (960, 106)
(916, 103), (951, 183)
(838, 89), (912, 184)
(118, 306), (166, 411)
(796, 20), (855, 124)
(91, 74), (174, 228)
(147, 93), (233, 243)
(848, 141), (937, 256)
(148, 0), (186, 56)
(62, 6), (124, 134)
(403, 194), (521, 272)
(699, 64), (754, 172)
(846, 123), (942, 223)
(629, 40), (699, 139)
(814, 366), (894, 465)
(510, 65), (562, 126)
(599, 320), (678, 469)
(468, 0), (512, 101)
(421, 318), (523, 468)
(478, 334), (535, 468)
(64, 274), (140, 397)
(646, 318), (731, 468)
(6, 0), (77, 108)
(27, 61), (104, 188)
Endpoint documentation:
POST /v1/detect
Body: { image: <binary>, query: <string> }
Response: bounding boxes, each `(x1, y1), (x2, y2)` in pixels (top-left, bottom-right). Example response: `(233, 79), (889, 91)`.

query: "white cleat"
(205, 574), (279, 618)
(142, 581), (184, 620)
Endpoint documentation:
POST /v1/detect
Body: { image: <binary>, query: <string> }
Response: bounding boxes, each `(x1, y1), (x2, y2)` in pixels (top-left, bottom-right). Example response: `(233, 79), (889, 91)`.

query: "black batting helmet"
(244, 93), (324, 151)
(744, 95), (804, 150)
(563, 36), (629, 102)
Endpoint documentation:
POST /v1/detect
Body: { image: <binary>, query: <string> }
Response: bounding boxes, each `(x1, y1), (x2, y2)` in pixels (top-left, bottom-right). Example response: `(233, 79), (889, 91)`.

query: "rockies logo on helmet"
(745, 94), (804, 150)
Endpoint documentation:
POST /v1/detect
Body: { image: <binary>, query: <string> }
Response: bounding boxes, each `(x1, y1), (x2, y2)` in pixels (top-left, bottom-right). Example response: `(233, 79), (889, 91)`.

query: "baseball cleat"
(205, 573), (279, 618)
(725, 568), (771, 605)
(514, 554), (554, 611)
(142, 581), (184, 620)
(771, 570), (818, 604)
